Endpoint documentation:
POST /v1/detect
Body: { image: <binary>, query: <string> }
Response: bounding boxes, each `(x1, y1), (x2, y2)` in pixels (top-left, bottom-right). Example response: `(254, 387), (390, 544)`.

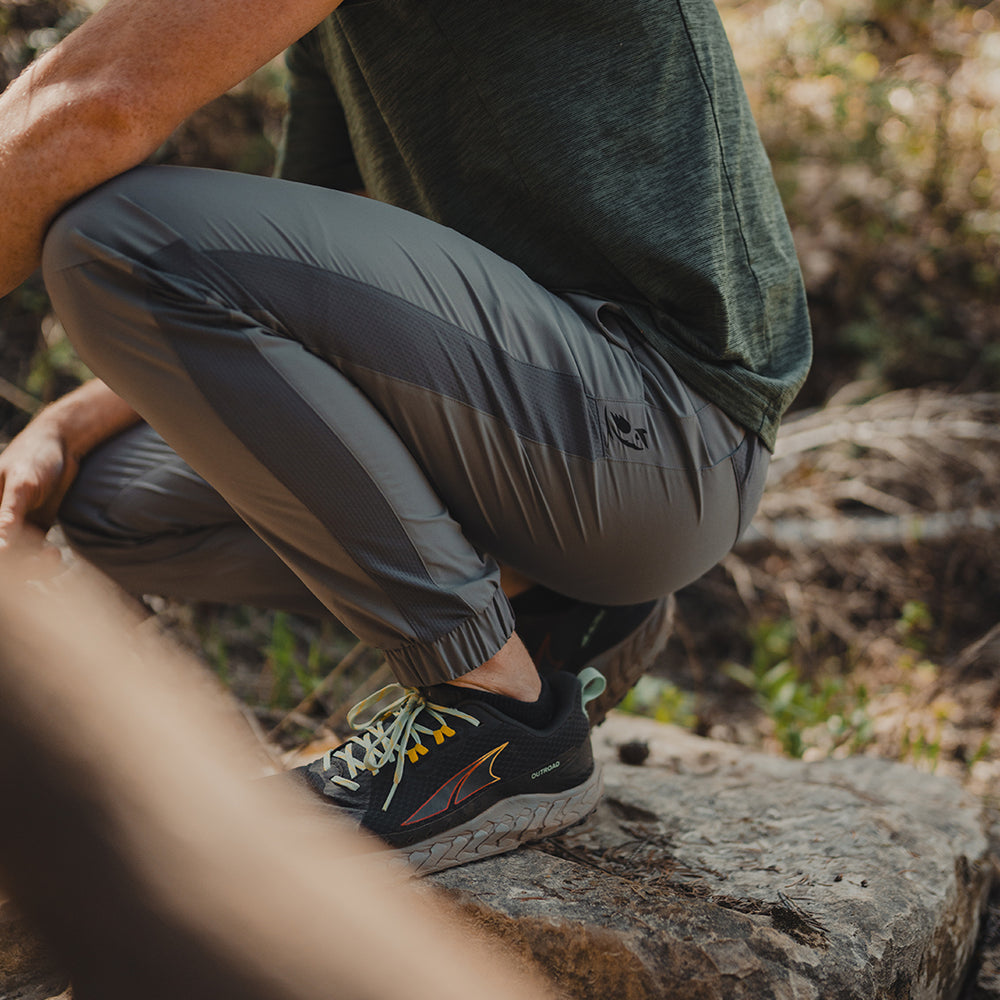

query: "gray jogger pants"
(43, 165), (768, 686)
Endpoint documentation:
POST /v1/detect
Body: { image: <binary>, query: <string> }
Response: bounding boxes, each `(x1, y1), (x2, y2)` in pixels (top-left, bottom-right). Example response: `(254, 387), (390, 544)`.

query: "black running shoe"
(293, 670), (605, 875)
(512, 589), (674, 725)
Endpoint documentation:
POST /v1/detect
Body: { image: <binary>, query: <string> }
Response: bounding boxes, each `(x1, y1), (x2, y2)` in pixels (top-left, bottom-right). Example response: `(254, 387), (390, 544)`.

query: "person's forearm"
(0, 0), (343, 298)
(33, 379), (141, 460)
(0, 24), (164, 297)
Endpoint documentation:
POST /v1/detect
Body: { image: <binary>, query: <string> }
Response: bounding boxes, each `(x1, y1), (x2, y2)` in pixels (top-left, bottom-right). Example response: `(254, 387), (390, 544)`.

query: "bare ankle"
(446, 632), (541, 701)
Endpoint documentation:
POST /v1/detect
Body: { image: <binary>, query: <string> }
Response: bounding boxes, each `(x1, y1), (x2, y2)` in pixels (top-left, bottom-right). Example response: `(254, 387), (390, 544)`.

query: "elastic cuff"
(384, 588), (516, 687)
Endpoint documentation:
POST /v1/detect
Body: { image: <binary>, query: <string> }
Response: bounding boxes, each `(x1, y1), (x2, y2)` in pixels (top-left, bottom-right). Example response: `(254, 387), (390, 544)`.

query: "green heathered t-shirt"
(278, 0), (812, 450)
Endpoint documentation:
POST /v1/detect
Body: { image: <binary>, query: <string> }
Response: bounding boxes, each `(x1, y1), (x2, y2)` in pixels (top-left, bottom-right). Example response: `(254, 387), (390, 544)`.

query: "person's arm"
(0, 379), (140, 548)
(0, 0), (344, 299)
(0, 0), (348, 546)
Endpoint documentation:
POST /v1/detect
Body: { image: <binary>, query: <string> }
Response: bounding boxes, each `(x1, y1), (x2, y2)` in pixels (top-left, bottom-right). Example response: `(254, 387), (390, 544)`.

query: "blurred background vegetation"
(724, 0), (1000, 405)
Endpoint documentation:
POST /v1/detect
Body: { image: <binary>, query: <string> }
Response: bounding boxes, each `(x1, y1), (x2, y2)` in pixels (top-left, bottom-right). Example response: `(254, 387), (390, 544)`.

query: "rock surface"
(0, 902), (66, 1000)
(959, 811), (1000, 1000)
(431, 715), (992, 1000)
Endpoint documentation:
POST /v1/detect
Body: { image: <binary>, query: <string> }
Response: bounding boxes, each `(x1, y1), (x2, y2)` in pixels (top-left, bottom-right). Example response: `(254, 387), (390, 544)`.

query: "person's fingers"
(0, 475), (29, 549)
(0, 470), (54, 550)
(0, 440), (77, 547)
(31, 451), (79, 529)
(0, 482), (63, 577)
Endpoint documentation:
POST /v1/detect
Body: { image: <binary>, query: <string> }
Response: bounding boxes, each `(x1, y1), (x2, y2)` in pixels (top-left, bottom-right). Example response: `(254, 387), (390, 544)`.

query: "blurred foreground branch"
(0, 558), (552, 1000)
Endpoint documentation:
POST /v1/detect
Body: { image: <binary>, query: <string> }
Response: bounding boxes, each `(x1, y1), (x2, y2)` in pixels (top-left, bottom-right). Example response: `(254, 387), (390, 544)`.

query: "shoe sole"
(584, 593), (675, 726)
(401, 765), (604, 875)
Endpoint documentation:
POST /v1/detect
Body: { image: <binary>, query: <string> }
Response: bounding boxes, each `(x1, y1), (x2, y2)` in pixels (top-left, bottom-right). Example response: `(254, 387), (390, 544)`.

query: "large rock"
(959, 811), (1000, 999)
(431, 715), (991, 1000)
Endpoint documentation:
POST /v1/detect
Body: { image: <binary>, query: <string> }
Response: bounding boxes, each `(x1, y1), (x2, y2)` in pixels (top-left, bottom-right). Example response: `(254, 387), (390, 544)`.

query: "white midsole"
(401, 766), (604, 875)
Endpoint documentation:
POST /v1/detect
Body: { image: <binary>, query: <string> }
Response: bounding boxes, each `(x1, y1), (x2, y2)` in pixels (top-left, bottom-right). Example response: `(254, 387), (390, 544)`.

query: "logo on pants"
(605, 408), (650, 451)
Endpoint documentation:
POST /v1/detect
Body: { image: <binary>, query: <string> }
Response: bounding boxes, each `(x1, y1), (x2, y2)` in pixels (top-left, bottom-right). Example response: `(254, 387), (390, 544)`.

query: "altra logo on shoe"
(605, 407), (650, 450)
(402, 743), (508, 826)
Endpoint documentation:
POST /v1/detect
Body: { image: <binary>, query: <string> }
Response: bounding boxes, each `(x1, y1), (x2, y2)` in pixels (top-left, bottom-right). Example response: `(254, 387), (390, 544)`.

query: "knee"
(57, 486), (156, 598)
(58, 454), (174, 590)
(58, 493), (138, 585)
(43, 183), (128, 364)
(43, 165), (186, 282)
(56, 424), (164, 553)
(58, 458), (141, 556)
(42, 168), (167, 379)
(42, 172), (136, 281)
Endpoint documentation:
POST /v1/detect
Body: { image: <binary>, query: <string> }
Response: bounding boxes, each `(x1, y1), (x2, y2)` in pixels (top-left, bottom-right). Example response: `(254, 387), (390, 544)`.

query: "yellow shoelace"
(321, 685), (479, 811)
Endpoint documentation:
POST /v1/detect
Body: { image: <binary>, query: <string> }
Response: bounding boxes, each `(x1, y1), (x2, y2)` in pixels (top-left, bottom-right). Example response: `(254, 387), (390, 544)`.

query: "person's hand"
(0, 416), (80, 552)
(0, 379), (140, 554)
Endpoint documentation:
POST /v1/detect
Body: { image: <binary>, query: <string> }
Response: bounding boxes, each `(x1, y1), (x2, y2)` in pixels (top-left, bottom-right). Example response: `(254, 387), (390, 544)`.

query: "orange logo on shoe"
(402, 743), (508, 826)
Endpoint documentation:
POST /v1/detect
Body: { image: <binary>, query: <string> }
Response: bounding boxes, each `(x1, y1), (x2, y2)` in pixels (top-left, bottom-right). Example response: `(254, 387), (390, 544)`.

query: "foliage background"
(730, 0), (999, 404)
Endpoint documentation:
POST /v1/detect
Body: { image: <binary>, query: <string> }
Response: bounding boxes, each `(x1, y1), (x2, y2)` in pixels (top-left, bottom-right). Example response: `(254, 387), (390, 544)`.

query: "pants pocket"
(731, 433), (769, 542)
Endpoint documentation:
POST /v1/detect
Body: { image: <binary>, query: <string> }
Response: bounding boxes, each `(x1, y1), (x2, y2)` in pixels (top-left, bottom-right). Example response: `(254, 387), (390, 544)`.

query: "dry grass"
(662, 387), (1000, 798)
